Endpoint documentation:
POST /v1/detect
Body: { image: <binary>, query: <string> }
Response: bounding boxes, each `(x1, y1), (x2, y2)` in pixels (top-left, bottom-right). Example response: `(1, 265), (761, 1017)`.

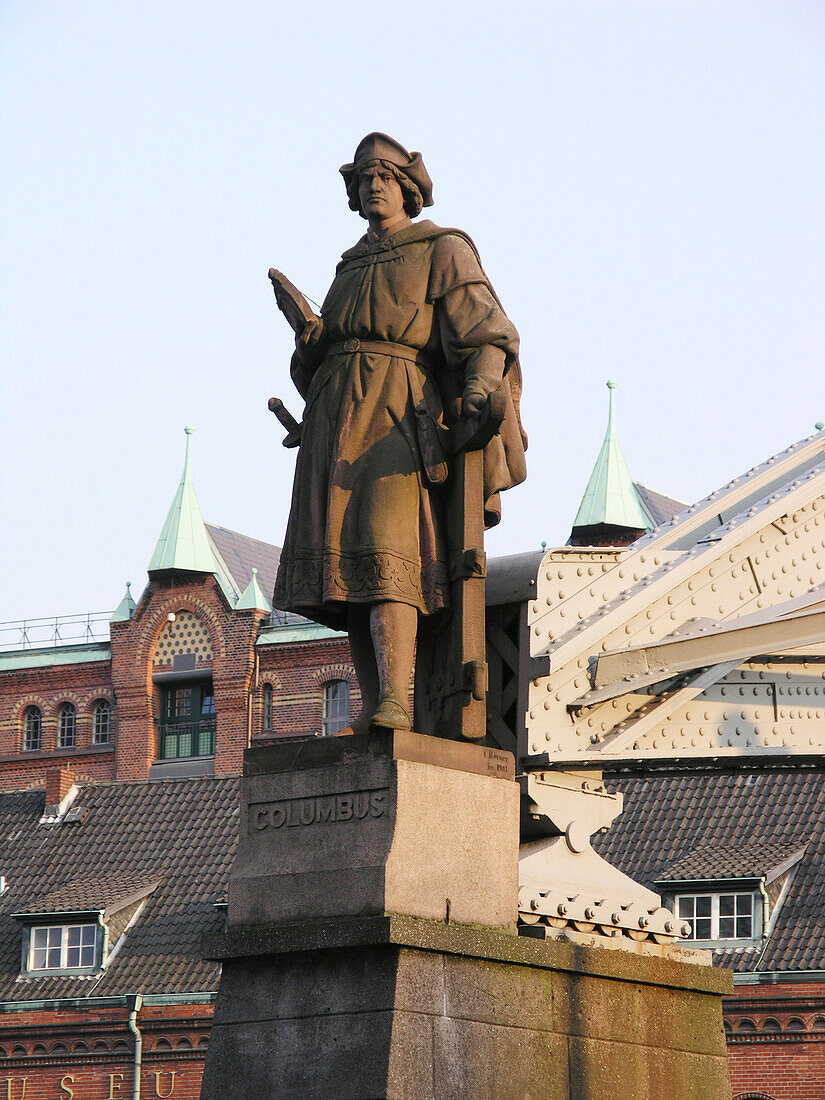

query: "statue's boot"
(368, 600), (416, 732)
(370, 686), (412, 731)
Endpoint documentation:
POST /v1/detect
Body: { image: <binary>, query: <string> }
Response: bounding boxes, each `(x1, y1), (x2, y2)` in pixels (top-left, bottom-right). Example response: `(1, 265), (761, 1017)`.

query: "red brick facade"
(726, 982), (825, 1099)
(0, 1002), (211, 1099)
(0, 569), (360, 1095)
(0, 574), (358, 791)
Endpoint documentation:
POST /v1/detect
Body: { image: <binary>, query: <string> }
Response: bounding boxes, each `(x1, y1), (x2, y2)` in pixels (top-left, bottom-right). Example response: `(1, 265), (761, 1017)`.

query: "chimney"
(45, 767), (75, 807)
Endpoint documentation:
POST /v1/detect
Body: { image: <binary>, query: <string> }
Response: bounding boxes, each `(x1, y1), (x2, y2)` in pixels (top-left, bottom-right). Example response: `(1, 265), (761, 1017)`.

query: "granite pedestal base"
(200, 915), (732, 1100)
(200, 732), (731, 1098)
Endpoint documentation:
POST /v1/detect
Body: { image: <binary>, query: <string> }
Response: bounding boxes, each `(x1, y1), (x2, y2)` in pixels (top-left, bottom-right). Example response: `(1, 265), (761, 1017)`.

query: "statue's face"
(358, 164), (405, 223)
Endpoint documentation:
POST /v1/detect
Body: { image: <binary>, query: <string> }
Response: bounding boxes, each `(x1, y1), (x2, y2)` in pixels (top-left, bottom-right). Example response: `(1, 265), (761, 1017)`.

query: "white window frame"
(92, 699), (111, 744)
(262, 683), (274, 732)
(57, 702), (76, 749)
(22, 706), (42, 752)
(28, 923), (98, 972)
(322, 680), (350, 736)
(676, 891), (756, 942)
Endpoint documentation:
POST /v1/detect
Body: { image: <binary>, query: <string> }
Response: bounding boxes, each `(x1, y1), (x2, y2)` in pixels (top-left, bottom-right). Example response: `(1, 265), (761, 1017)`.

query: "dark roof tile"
(596, 766), (825, 973)
(657, 839), (807, 882)
(206, 523), (281, 598)
(0, 776), (239, 999)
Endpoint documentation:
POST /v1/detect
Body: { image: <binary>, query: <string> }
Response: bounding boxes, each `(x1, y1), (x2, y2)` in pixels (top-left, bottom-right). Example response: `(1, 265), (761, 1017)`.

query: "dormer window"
(657, 839), (807, 949)
(13, 876), (160, 979)
(676, 892), (754, 942)
(29, 923), (98, 972)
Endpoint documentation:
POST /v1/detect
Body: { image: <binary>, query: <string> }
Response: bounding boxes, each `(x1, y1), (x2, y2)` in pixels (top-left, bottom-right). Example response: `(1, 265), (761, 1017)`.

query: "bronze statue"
(271, 133), (526, 738)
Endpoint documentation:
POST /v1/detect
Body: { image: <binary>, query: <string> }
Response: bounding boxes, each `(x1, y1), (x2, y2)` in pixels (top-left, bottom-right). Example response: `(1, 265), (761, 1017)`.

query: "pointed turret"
(148, 428), (240, 600)
(236, 568), (271, 613)
(111, 581), (137, 622)
(569, 381), (653, 547)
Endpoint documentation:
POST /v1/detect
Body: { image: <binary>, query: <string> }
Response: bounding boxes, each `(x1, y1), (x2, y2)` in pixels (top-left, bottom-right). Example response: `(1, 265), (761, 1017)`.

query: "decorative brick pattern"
(726, 981), (825, 1098)
(152, 611), (213, 667)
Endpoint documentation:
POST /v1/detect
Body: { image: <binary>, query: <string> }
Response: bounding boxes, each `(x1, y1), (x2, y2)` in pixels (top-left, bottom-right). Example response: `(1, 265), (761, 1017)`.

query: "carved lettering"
(108, 1073), (124, 1099)
(153, 1071), (177, 1098)
(4, 1080), (26, 1100)
(249, 789), (389, 831)
(59, 1079), (75, 1099)
(315, 796), (334, 822)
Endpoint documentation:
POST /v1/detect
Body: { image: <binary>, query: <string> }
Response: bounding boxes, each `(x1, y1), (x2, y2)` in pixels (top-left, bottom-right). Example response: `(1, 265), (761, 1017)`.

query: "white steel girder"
(525, 428), (825, 761)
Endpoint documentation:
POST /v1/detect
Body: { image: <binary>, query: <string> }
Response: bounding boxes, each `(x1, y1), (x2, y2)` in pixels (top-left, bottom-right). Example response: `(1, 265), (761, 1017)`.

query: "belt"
(327, 338), (433, 369)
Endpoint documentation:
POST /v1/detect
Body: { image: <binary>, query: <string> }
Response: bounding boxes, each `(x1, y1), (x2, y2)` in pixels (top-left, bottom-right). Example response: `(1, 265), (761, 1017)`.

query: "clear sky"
(2, 1), (823, 624)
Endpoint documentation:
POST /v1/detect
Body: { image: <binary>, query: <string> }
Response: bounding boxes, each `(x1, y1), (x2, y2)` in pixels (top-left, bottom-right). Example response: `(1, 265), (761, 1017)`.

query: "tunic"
(273, 219), (525, 631)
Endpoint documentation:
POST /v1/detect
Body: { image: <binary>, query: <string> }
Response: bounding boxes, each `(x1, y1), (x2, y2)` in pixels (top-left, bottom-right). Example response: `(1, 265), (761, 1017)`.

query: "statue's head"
(340, 133), (434, 219)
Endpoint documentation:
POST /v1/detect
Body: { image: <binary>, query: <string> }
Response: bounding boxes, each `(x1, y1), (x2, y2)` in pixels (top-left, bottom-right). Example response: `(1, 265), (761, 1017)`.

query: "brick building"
(0, 428), (362, 1098)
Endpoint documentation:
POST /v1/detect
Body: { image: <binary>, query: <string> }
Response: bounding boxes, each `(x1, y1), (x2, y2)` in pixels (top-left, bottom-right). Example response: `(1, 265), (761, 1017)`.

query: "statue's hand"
(461, 388), (487, 417)
(296, 316), (323, 354)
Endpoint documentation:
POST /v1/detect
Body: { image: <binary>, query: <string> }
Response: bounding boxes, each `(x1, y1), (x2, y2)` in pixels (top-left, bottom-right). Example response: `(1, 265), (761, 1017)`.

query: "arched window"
(22, 706), (42, 752)
(322, 680), (350, 736)
(57, 703), (76, 749)
(262, 683), (274, 733)
(92, 700), (111, 744)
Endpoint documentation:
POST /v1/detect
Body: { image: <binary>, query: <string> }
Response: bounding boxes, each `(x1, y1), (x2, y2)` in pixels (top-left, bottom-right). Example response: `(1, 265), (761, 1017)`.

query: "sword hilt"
(268, 396), (303, 449)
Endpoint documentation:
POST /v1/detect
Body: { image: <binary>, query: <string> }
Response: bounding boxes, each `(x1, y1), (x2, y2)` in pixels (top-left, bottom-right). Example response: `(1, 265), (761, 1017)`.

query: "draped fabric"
(273, 220), (525, 631)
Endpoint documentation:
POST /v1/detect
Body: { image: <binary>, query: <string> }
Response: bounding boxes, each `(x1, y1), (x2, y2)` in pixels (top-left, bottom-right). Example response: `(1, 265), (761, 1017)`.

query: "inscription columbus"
(250, 789), (388, 831)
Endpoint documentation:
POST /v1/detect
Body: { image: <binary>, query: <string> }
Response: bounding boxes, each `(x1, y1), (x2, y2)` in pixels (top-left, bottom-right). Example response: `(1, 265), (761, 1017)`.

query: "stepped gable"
(594, 765), (822, 973)
(0, 776), (239, 1000)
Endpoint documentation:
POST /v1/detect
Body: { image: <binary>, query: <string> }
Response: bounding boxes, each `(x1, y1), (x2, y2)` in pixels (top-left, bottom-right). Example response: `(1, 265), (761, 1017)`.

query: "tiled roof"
(632, 482), (685, 527)
(0, 777), (239, 1000)
(595, 765), (824, 972)
(657, 839), (806, 882)
(206, 524), (281, 601)
(14, 873), (160, 916)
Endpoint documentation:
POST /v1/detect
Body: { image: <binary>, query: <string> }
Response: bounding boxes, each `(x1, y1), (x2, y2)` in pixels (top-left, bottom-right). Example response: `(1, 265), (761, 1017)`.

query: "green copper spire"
(110, 581), (137, 622)
(236, 567), (272, 612)
(147, 429), (241, 606)
(148, 427), (220, 574)
(572, 381), (652, 532)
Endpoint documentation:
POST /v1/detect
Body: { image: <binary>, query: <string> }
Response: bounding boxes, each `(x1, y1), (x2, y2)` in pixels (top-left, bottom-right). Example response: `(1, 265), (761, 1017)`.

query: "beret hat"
(340, 132), (434, 211)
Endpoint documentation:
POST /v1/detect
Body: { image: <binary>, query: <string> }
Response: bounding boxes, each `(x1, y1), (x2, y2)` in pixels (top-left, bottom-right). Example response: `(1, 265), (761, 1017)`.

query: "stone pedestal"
(201, 916), (731, 1099)
(227, 730), (519, 930)
(200, 732), (732, 1099)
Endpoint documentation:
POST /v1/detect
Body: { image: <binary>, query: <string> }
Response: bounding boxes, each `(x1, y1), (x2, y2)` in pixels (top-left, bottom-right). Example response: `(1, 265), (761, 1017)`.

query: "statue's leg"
(347, 604), (380, 735)
(369, 600), (416, 731)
